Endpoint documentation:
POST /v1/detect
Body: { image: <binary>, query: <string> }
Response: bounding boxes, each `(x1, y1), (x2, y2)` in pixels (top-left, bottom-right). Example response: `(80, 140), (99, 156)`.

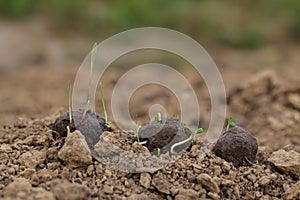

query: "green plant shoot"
(170, 126), (203, 154)
(133, 125), (147, 144)
(99, 82), (109, 127)
(68, 80), (72, 124)
(82, 43), (97, 123)
(133, 125), (142, 142)
(155, 112), (162, 121)
(66, 125), (70, 136)
(226, 117), (236, 131)
(154, 147), (161, 156)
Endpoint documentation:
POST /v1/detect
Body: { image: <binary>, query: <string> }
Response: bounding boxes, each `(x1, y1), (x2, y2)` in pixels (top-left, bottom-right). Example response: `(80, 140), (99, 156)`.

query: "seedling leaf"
(226, 117), (236, 131)
(195, 128), (204, 134)
(82, 43), (98, 123)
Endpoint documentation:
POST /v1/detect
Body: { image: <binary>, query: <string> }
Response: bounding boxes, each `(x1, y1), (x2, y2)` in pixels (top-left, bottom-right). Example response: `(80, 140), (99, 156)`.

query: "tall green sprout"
(99, 82), (109, 127)
(68, 80), (72, 124)
(82, 43), (97, 123)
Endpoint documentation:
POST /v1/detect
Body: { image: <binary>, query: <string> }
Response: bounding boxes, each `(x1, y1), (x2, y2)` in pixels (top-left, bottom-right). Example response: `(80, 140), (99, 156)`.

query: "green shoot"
(133, 125), (142, 142)
(226, 117), (236, 131)
(155, 112), (162, 121)
(170, 126), (203, 154)
(139, 140), (148, 145)
(66, 125), (70, 136)
(99, 82), (110, 128)
(133, 125), (148, 145)
(68, 80), (72, 124)
(154, 147), (161, 156)
(82, 43), (98, 123)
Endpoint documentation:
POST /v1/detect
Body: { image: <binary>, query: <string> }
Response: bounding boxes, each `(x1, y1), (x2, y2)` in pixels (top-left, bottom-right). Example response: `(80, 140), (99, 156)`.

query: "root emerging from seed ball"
(212, 126), (258, 167)
(51, 109), (111, 149)
(138, 118), (191, 153)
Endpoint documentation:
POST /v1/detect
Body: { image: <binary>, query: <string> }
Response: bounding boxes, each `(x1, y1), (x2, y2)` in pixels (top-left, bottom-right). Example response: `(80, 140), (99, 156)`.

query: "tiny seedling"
(133, 125), (147, 144)
(82, 43), (98, 123)
(226, 117), (236, 131)
(155, 112), (162, 122)
(68, 80), (72, 124)
(66, 125), (70, 136)
(99, 82), (110, 128)
(170, 126), (203, 154)
(154, 147), (161, 156)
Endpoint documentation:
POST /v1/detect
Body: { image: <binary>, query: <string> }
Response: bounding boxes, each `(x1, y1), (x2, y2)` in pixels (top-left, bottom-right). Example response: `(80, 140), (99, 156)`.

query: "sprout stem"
(99, 82), (109, 126)
(170, 126), (203, 154)
(82, 43), (97, 123)
(155, 112), (162, 121)
(66, 125), (70, 136)
(133, 125), (142, 142)
(154, 148), (161, 156)
(68, 80), (72, 124)
(139, 140), (148, 145)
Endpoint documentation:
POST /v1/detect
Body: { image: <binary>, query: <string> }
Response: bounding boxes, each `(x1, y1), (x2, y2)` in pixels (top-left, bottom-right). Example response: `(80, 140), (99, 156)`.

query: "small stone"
(103, 185), (114, 194)
(285, 181), (300, 200)
(222, 162), (232, 172)
(259, 177), (271, 186)
(207, 192), (220, 200)
(0, 144), (12, 153)
(175, 189), (199, 200)
(197, 173), (220, 193)
(51, 179), (90, 200)
(18, 150), (46, 169)
(86, 165), (94, 176)
(268, 149), (300, 179)
(2, 178), (32, 198)
(140, 173), (151, 188)
(132, 142), (150, 154)
(152, 176), (171, 194)
(58, 130), (92, 168)
(287, 93), (300, 110)
(32, 187), (55, 200)
(19, 168), (36, 179)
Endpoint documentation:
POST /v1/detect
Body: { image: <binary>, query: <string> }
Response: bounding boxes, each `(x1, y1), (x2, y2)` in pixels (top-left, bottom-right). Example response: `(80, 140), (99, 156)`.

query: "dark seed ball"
(138, 118), (191, 153)
(212, 126), (258, 167)
(51, 109), (110, 149)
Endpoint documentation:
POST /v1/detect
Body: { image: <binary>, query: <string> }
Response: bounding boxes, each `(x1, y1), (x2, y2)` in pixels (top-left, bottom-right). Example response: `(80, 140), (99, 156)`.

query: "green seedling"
(170, 126), (203, 154)
(133, 125), (142, 142)
(82, 43), (98, 123)
(99, 82), (110, 128)
(66, 125), (70, 136)
(154, 147), (161, 156)
(226, 117), (236, 131)
(68, 80), (72, 124)
(155, 112), (162, 121)
(133, 125), (147, 144)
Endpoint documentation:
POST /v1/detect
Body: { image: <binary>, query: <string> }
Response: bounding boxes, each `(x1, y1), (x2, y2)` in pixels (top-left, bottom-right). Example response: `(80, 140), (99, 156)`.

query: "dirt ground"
(0, 22), (300, 198)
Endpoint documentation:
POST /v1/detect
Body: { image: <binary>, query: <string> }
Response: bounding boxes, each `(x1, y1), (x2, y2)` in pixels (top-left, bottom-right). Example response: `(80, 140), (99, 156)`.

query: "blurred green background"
(0, 0), (300, 125)
(0, 0), (299, 49)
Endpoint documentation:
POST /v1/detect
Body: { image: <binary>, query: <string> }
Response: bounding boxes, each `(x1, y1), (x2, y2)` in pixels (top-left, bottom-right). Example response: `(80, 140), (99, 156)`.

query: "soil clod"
(51, 109), (111, 149)
(138, 118), (191, 153)
(212, 126), (258, 167)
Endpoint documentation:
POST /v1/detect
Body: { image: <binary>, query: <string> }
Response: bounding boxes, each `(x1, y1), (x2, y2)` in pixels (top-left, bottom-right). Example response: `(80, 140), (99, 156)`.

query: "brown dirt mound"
(0, 115), (299, 199)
